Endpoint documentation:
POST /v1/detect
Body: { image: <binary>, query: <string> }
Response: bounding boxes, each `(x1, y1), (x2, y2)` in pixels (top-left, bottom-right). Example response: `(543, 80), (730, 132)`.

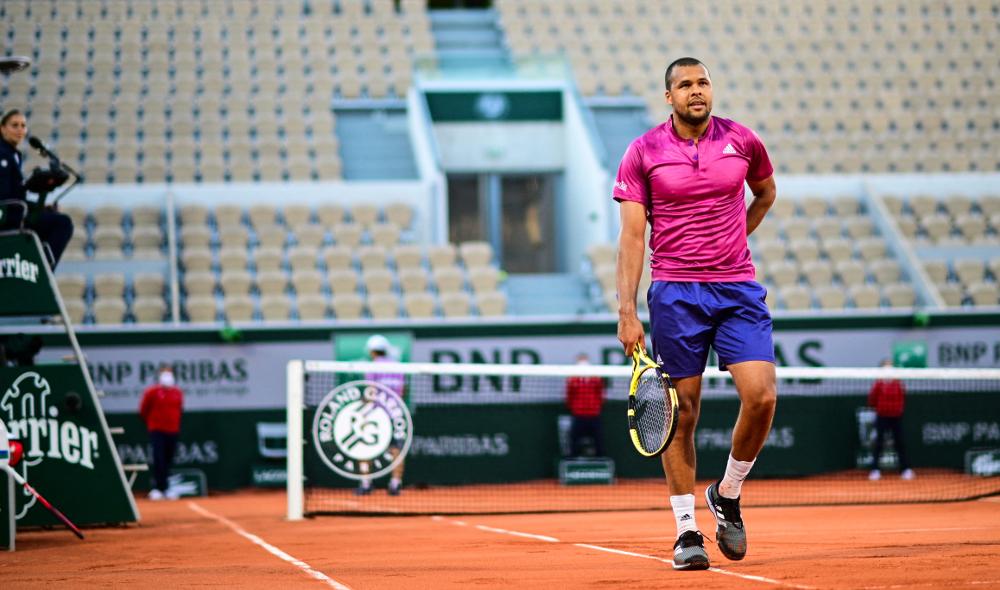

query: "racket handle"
(2, 464), (85, 540)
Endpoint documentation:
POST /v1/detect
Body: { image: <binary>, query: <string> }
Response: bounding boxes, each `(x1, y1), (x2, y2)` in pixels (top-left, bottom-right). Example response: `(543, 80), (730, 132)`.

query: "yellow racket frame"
(627, 345), (680, 457)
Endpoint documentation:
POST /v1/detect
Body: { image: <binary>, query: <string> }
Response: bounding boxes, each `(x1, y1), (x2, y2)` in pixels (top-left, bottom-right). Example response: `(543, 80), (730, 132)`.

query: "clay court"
(4, 489), (1000, 589)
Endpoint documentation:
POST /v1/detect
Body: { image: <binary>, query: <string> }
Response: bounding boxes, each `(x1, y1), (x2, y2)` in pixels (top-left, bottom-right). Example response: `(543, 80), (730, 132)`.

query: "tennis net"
(287, 360), (1000, 517)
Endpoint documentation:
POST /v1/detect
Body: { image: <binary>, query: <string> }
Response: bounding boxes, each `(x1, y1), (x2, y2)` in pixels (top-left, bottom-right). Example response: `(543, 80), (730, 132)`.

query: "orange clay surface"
(3, 490), (1000, 589)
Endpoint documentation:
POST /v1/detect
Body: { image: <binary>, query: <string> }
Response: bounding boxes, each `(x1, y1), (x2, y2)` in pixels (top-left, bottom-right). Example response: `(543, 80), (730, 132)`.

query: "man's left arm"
(745, 175), (776, 237)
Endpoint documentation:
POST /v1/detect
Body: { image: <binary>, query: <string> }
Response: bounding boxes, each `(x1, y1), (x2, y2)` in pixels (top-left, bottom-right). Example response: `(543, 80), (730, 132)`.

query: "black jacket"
(0, 139), (26, 201)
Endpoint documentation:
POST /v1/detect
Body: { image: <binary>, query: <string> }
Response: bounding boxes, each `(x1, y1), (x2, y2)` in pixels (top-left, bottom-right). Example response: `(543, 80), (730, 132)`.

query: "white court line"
(433, 516), (815, 590)
(189, 502), (351, 590)
(860, 582), (1000, 589)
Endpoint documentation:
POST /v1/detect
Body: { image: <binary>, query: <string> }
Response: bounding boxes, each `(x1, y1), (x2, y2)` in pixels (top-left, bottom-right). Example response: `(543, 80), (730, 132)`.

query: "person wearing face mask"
(139, 365), (185, 500)
(564, 353), (606, 458)
(0, 108), (74, 268)
(868, 358), (914, 482)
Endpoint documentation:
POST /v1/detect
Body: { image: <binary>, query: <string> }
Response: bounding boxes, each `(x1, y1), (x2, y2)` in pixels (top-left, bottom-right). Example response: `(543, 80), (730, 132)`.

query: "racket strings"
(633, 370), (672, 452)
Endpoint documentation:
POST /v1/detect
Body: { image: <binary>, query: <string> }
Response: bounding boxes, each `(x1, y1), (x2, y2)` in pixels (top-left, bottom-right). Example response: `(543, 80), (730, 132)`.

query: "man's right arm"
(616, 200), (647, 356)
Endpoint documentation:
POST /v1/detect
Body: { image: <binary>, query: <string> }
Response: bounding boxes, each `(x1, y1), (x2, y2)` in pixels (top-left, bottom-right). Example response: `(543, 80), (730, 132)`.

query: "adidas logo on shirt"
(722, 143), (737, 155)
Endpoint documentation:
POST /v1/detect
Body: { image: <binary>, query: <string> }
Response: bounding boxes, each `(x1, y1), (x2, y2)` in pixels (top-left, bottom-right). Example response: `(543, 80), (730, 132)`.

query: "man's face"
(666, 65), (713, 126)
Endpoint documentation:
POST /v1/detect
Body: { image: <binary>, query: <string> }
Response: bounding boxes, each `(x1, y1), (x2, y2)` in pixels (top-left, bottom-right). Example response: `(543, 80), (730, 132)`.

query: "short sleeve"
(743, 128), (774, 182)
(612, 139), (650, 207)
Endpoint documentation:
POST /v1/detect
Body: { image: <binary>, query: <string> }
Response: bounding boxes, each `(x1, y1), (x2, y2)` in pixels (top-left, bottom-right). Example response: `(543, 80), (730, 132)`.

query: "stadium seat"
(801, 260), (834, 287)
(181, 226), (212, 249)
(883, 283), (917, 308)
(56, 274), (87, 300)
(368, 293), (401, 320)
(223, 296), (255, 322)
(955, 214), (987, 243)
(398, 267), (430, 294)
(849, 285), (881, 308)
(856, 238), (887, 261)
(921, 214), (953, 243)
(131, 226), (162, 251)
(350, 203), (380, 228)
(954, 259), (985, 285)
(215, 204), (244, 228)
(219, 248), (249, 272)
(937, 283), (965, 307)
(332, 293), (365, 320)
(385, 202), (414, 229)
(284, 205), (313, 227)
(93, 297), (127, 324)
(968, 282), (1000, 306)
(257, 225), (288, 250)
(134, 273), (165, 298)
(361, 268), (394, 294)
(358, 245), (389, 271)
(184, 271), (216, 297)
(292, 270), (325, 296)
(468, 266), (502, 293)
(475, 291), (508, 316)
(332, 222), (363, 247)
(316, 204), (346, 226)
(427, 244), (458, 269)
(254, 247), (284, 273)
(94, 273), (126, 298)
(812, 218), (842, 240)
(182, 248), (213, 273)
(923, 260), (949, 283)
(459, 241), (494, 267)
(219, 226), (249, 250)
(370, 223), (402, 247)
(392, 244), (424, 269)
(328, 269), (360, 295)
(400, 291), (435, 319)
(322, 246), (354, 271)
(260, 295), (292, 321)
(297, 294), (330, 320)
(782, 218), (811, 241)
(440, 292), (472, 318)
(869, 259), (902, 284)
(778, 285), (812, 310)
(133, 296), (166, 323)
(248, 204), (278, 228)
(257, 271), (289, 297)
(432, 266), (465, 294)
(767, 260), (799, 286)
(220, 270), (253, 296)
(814, 285), (847, 309)
(287, 247), (317, 273)
(789, 238), (820, 263)
(294, 224), (326, 249)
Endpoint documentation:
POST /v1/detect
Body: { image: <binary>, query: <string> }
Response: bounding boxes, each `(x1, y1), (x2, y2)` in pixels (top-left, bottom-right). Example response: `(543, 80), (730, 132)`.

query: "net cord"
(303, 360), (1000, 381)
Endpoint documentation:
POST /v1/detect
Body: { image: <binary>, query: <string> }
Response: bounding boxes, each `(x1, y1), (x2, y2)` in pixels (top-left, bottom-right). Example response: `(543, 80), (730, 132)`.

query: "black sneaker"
(672, 530), (710, 570)
(705, 481), (747, 560)
(354, 484), (372, 496)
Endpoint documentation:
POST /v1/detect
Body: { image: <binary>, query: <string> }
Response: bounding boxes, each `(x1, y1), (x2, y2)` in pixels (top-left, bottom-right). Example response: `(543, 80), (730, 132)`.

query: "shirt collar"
(666, 115), (714, 143)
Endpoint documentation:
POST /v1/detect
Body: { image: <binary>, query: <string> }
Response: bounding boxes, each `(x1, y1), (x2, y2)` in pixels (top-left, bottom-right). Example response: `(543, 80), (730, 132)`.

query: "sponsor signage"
(965, 449), (1000, 477)
(558, 458), (615, 485)
(425, 91), (562, 122)
(0, 366), (138, 527)
(0, 232), (59, 317)
(312, 380), (413, 481)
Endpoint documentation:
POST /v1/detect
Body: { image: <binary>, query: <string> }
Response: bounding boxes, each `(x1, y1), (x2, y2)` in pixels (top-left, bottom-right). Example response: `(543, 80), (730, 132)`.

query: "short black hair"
(664, 57), (709, 90)
(0, 109), (22, 127)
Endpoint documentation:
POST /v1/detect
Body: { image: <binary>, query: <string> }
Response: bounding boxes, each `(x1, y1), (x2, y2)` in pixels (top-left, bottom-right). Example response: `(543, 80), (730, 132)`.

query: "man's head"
(575, 353), (590, 365)
(664, 57), (713, 127)
(880, 358), (894, 368)
(366, 334), (391, 359)
(158, 364), (175, 387)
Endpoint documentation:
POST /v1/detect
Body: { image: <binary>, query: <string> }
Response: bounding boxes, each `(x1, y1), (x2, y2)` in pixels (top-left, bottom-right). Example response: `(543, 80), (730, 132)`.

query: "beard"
(674, 105), (711, 126)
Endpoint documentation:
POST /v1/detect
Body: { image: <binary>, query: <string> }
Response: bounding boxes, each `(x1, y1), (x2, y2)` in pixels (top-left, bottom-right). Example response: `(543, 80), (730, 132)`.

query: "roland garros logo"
(312, 380), (412, 480)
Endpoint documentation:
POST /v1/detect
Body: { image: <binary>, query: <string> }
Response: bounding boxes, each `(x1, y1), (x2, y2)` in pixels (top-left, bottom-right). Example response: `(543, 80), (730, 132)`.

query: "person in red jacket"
(139, 365), (184, 500)
(564, 353), (606, 457)
(868, 358), (914, 481)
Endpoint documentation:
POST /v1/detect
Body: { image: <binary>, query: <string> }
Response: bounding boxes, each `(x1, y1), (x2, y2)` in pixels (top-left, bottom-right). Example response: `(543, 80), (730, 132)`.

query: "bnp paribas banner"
(43, 342), (334, 413)
(43, 326), (1000, 414)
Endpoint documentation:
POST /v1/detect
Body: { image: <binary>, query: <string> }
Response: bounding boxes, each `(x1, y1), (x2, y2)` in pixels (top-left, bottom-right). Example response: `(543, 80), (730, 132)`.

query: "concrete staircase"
(428, 9), (509, 71)
(333, 108), (418, 180)
(589, 105), (653, 170)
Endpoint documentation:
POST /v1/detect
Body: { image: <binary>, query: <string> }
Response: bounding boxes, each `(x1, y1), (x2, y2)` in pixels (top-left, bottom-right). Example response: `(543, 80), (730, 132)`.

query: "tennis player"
(614, 57), (778, 570)
(355, 334), (407, 496)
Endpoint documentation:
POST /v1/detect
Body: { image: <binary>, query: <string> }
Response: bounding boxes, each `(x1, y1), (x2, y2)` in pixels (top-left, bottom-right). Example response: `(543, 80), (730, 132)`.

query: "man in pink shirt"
(615, 57), (778, 570)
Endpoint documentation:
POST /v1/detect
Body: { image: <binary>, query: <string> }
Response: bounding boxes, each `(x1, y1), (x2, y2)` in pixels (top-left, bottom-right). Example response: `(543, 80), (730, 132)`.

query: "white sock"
(390, 477), (401, 488)
(359, 477), (371, 489)
(719, 454), (755, 499)
(670, 494), (698, 537)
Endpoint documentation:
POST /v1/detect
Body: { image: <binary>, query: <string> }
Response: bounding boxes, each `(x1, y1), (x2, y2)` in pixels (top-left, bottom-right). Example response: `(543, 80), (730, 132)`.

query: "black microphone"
(28, 136), (59, 161)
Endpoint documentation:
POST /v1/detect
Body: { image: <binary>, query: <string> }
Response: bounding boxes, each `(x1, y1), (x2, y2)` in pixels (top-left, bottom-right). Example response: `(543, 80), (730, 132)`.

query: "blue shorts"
(647, 281), (775, 379)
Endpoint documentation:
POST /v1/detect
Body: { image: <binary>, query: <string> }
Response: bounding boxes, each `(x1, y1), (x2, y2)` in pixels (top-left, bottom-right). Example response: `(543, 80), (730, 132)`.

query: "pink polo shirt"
(613, 115), (773, 282)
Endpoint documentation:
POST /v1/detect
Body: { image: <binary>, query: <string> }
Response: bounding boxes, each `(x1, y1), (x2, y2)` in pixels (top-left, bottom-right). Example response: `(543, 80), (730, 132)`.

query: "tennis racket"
(627, 345), (680, 457)
(0, 421), (84, 540)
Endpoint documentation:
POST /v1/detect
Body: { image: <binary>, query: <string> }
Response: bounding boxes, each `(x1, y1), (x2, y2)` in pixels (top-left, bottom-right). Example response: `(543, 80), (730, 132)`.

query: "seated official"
(0, 109), (74, 267)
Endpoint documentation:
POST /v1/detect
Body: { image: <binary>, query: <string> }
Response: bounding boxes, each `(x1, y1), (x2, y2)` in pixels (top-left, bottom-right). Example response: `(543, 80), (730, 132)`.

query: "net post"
(286, 360), (305, 521)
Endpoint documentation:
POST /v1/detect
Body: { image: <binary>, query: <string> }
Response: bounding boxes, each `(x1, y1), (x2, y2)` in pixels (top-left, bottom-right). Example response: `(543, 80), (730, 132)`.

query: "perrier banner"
(0, 230), (61, 317)
(0, 366), (139, 533)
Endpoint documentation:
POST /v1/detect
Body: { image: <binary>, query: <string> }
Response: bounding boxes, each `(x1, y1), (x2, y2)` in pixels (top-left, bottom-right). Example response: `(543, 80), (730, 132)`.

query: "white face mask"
(158, 371), (175, 387)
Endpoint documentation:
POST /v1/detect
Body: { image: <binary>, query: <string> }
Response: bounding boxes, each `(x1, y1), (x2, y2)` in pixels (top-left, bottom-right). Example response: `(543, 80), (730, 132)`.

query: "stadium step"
(504, 273), (591, 316)
(332, 109), (419, 180)
(589, 104), (655, 170)
(428, 9), (510, 70)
